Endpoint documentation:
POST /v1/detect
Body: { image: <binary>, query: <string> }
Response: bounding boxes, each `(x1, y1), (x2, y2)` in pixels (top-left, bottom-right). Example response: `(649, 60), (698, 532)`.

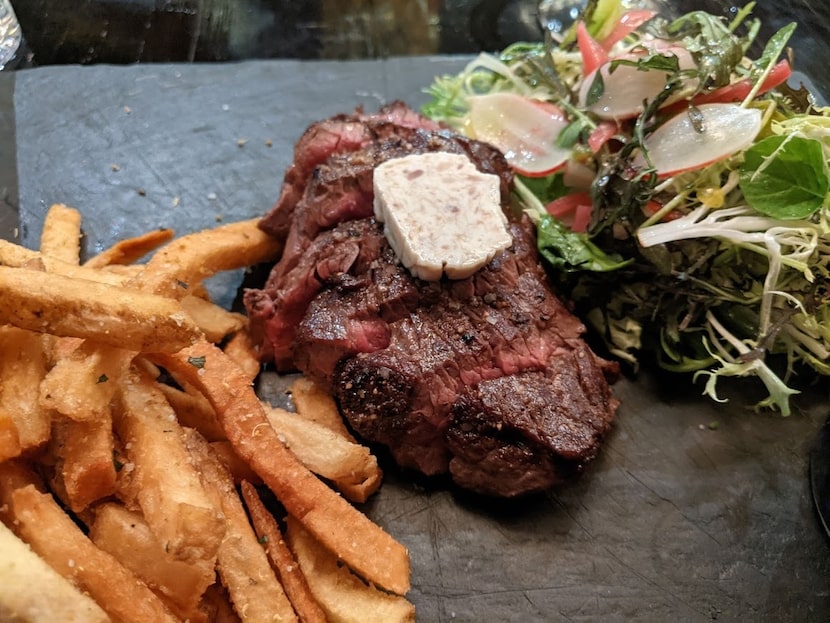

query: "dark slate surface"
(10, 58), (830, 622)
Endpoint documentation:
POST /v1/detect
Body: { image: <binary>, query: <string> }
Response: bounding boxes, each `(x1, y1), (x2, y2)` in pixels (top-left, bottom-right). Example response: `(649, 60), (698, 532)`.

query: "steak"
(245, 104), (619, 497)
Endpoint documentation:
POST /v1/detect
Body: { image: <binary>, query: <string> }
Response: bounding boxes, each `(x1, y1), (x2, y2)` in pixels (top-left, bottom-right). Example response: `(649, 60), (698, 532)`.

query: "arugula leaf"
(666, 10), (744, 87)
(517, 173), (569, 205)
(739, 135), (829, 219)
(537, 215), (632, 272)
(752, 22), (796, 83)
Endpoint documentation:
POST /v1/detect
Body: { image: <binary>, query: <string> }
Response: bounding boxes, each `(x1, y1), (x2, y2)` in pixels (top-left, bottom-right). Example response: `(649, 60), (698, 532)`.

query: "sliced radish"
(587, 121), (620, 153)
(545, 192), (593, 232)
(562, 159), (596, 189)
(576, 21), (609, 76)
(578, 45), (697, 120)
(467, 92), (571, 177)
(634, 103), (763, 176)
(691, 59), (792, 106)
(599, 9), (657, 51)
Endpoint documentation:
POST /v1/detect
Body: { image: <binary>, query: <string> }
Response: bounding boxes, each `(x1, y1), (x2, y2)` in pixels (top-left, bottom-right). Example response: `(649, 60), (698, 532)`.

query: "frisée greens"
(422, 0), (830, 416)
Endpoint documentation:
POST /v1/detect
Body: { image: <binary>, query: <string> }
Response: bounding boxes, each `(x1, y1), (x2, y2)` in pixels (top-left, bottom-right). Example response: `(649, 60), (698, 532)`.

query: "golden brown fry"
(0, 521), (110, 623)
(114, 368), (225, 564)
(134, 218), (282, 298)
(285, 517), (416, 623)
(182, 428), (298, 623)
(154, 379), (227, 442)
(240, 481), (327, 623)
(290, 377), (355, 440)
(84, 227), (175, 268)
(0, 409), (21, 462)
(263, 403), (381, 503)
(0, 327), (50, 455)
(0, 240), (128, 285)
(90, 502), (215, 622)
(180, 294), (247, 343)
(209, 440), (261, 485)
(201, 583), (243, 623)
(153, 341), (411, 596)
(0, 266), (202, 352)
(0, 461), (179, 623)
(48, 414), (118, 513)
(40, 203), (82, 265)
(100, 263), (144, 278)
(222, 328), (262, 384)
(39, 341), (128, 422)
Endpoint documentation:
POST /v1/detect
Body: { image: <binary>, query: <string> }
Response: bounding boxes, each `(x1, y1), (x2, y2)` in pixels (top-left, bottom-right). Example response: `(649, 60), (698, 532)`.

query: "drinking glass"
(0, 0), (22, 70)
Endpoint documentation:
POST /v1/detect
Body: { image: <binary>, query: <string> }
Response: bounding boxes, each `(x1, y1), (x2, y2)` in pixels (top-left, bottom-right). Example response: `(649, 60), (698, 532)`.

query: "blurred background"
(6, 0), (828, 81)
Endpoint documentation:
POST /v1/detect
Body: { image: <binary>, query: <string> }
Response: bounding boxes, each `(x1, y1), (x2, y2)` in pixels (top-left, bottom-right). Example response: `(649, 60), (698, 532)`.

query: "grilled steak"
(245, 104), (619, 497)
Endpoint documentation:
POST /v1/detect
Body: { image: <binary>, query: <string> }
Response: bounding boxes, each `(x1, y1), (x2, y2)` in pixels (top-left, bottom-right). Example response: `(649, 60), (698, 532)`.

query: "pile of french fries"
(0, 204), (414, 622)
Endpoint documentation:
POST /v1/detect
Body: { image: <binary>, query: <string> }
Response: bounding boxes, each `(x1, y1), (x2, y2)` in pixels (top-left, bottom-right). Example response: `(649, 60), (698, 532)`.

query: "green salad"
(422, 0), (830, 416)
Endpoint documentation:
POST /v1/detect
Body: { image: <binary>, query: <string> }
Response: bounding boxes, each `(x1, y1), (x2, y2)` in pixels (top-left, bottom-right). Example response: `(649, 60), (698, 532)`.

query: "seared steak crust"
(246, 104), (619, 497)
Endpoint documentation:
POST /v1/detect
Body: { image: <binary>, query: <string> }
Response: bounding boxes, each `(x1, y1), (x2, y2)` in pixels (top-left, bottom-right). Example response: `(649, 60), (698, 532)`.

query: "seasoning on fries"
(0, 205), (415, 621)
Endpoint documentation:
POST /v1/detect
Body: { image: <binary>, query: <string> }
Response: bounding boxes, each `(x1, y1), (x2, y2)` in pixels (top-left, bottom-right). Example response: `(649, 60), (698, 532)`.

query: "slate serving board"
(9, 57), (830, 622)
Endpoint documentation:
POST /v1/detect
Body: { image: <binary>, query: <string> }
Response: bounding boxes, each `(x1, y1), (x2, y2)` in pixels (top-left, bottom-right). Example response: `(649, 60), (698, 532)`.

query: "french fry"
(0, 266), (202, 352)
(39, 340), (129, 422)
(153, 341), (411, 596)
(100, 263), (145, 279)
(180, 294), (247, 343)
(289, 376), (355, 440)
(134, 218), (282, 298)
(285, 517), (416, 623)
(154, 379), (227, 442)
(182, 428), (298, 623)
(223, 328), (262, 384)
(1, 209), (417, 619)
(240, 481), (327, 623)
(113, 368), (225, 564)
(0, 521), (110, 623)
(48, 414), (118, 513)
(0, 239), (128, 285)
(84, 227), (175, 268)
(40, 203), (82, 264)
(90, 502), (216, 622)
(0, 461), (179, 623)
(0, 409), (21, 462)
(262, 403), (381, 503)
(201, 583), (243, 623)
(0, 327), (50, 455)
(209, 440), (262, 484)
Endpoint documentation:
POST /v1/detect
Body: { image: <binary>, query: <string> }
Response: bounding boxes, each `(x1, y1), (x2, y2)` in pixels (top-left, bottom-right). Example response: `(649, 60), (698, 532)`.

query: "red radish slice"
(600, 9), (657, 50)
(571, 203), (593, 232)
(578, 45), (697, 120)
(635, 103), (762, 176)
(467, 92), (571, 177)
(545, 192), (592, 218)
(576, 21), (609, 76)
(587, 121), (619, 153)
(692, 59), (792, 105)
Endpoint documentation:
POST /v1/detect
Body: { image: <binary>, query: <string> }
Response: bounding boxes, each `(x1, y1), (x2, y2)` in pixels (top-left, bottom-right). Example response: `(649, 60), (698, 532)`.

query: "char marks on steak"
(245, 103), (619, 497)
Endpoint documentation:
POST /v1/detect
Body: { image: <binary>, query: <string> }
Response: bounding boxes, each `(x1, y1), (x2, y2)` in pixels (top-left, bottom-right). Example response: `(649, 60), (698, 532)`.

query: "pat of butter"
(373, 152), (511, 281)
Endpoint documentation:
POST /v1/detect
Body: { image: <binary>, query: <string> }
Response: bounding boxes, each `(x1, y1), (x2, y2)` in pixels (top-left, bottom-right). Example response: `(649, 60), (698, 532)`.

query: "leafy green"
(537, 215), (632, 272)
(420, 2), (830, 416)
(740, 135), (829, 219)
(665, 10), (746, 88)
